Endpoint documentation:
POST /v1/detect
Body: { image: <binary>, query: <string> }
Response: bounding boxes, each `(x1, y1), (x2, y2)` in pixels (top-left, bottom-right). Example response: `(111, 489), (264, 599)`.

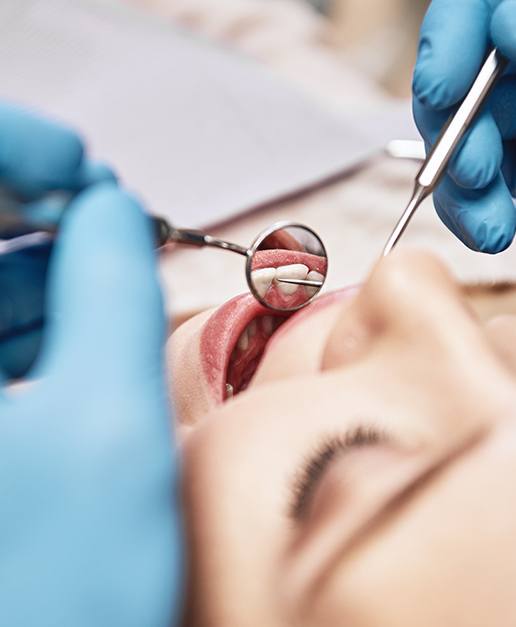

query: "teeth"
(251, 268), (276, 298)
(247, 319), (257, 338)
(226, 383), (234, 399)
(275, 264), (309, 295)
(261, 315), (275, 336)
(306, 270), (325, 297)
(238, 329), (249, 351)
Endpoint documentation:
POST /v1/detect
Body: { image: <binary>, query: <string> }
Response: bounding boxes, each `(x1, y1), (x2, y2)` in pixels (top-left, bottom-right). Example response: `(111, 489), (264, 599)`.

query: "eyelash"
(288, 425), (387, 522)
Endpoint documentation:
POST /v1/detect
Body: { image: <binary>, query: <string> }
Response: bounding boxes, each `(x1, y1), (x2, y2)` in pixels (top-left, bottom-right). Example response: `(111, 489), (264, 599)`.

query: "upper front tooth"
(276, 264), (309, 295)
(251, 268), (276, 298)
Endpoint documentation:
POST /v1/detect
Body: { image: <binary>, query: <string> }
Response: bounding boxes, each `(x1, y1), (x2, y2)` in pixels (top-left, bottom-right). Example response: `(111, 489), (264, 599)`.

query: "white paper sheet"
(0, 0), (416, 227)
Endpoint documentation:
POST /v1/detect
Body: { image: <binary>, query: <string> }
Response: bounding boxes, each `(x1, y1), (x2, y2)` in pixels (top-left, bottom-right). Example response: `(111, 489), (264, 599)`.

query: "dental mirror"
(246, 222), (328, 312)
(0, 213), (328, 314)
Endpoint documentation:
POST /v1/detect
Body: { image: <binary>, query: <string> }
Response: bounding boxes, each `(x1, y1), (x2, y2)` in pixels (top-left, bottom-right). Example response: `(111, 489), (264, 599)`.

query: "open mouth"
(200, 250), (327, 402)
(200, 293), (289, 402)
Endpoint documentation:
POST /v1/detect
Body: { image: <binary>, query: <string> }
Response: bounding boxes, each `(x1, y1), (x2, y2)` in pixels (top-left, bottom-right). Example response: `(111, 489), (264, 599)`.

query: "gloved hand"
(0, 183), (183, 627)
(413, 0), (516, 253)
(0, 103), (116, 377)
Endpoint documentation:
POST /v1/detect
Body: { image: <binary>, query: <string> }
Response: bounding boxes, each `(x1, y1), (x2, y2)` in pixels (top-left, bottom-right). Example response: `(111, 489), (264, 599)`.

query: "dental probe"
(382, 49), (508, 257)
(274, 278), (324, 287)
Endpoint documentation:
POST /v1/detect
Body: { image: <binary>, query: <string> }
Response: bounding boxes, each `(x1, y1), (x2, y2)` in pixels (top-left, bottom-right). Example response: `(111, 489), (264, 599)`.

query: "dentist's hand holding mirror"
(0, 105), (182, 627)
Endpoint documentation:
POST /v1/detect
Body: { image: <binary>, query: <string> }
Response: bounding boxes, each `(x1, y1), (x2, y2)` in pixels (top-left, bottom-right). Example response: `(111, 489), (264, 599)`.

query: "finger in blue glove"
(0, 183), (183, 627)
(412, 0), (516, 252)
(0, 103), (116, 198)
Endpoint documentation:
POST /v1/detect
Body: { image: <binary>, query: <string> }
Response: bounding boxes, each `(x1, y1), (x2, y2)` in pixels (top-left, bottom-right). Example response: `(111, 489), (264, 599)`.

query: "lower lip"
(199, 287), (359, 403)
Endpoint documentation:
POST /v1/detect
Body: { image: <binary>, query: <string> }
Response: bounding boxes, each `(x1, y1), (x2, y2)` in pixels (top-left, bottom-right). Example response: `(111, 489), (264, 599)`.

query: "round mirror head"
(246, 223), (328, 312)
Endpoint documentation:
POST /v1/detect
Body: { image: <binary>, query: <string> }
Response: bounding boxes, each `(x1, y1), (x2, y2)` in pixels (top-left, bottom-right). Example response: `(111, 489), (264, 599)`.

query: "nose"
(321, 250), (516, 444)
(321, 250), (479, 372)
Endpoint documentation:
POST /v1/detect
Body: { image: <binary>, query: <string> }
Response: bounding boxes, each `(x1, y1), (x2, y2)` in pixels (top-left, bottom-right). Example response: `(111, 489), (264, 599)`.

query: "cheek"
(486, 314), (516, 373)
(308, 425), (516, 627)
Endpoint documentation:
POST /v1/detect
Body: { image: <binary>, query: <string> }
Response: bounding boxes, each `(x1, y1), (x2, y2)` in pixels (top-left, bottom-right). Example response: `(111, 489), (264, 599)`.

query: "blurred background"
(307, 0), (430, 96)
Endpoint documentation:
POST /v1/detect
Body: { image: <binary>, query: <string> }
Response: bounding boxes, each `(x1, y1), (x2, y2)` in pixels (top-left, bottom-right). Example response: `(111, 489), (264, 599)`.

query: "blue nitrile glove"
(0, 103), (116, 377)
(413, 0), (516, 253)
(0, 183), (183, 627)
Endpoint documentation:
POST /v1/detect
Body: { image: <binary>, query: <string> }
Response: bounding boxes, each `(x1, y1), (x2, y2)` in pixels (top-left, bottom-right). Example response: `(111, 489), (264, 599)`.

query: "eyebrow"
(289, 426), (387, 521)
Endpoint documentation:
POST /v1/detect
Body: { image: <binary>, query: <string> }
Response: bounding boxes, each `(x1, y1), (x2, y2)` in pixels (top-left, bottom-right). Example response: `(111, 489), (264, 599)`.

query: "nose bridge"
(363, 252), (490, 352)
(323, 251), (500, 385)
(371, 254), (516, 435)
(366, 252), (460, 319)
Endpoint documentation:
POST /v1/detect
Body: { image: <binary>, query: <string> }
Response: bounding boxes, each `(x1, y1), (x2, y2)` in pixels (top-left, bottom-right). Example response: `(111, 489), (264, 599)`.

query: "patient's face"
(168, 251), (516, 626)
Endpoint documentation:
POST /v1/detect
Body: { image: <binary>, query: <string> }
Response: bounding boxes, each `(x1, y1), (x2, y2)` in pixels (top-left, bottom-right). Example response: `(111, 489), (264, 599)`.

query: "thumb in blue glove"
(0, 103), (118, 378)
(0, 183), (183, 627)
(412, 0), (516, 253)
(0, 102), (116, 197)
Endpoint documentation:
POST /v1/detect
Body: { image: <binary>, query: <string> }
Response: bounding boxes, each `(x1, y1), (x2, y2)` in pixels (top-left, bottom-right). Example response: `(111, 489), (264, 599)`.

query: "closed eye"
(288, 425), (388, 522)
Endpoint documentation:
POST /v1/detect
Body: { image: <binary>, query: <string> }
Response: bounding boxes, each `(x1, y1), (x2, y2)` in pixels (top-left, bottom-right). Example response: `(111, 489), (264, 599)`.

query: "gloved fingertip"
(478, 222), (514, 253)
(61, 182), (153, 265)
(456, 212), (515, 254)
(450, 154), (501, 191)
(434, 173), (516, 253)
(447, 111), (504, 190)
(412, 64), (456, 110)
(78, 159), (118, 189)
(0, 104), (91, 198)
(43, 182), (164, 378)
(492, 1), (516, 63)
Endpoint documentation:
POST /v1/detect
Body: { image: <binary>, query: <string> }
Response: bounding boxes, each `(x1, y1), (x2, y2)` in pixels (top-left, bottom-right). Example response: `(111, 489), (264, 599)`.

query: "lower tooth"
(262, 315), (274, 336)
(226, 383), (234, 398)
(238, 330), (249, 351)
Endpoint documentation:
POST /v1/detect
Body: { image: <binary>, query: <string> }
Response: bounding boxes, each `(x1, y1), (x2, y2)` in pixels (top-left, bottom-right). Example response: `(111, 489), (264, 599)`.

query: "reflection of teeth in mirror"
(275, 264), (309, 295)
(305, 270), (325, 297)
(251, 267), (276, 298)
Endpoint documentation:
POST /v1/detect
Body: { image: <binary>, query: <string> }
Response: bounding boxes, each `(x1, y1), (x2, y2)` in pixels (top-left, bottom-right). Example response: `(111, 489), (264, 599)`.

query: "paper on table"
(0, 0), (416, 228)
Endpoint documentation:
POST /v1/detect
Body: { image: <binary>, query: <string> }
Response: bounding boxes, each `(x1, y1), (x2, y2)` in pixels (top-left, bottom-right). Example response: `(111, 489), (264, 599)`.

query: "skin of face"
(168, 250), (516, 627)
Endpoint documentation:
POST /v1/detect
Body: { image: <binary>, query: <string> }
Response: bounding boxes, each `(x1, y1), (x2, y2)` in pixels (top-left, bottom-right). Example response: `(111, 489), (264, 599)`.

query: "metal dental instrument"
(157, 219), (328, 311)
(383, 49), (509, 257)
(273, 278), (324, 287)
(0, 213), (328, 313)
